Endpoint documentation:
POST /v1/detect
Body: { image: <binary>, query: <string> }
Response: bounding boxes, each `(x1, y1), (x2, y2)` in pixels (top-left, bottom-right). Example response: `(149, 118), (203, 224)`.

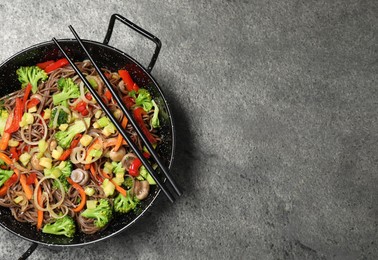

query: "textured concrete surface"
(0, 0), (377, 259)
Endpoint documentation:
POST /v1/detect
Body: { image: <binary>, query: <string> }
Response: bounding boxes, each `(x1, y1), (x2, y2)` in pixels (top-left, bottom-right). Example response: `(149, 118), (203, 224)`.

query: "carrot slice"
(0, 152), (13, 165)
(35, 179), (43, 230)
(114, 116), (128, 152)
(113, 182), (127, 197)
(101, 171), (127, 197)
(0, 132), (11, 151)
(89, 163), (98, 180)
(15, 169), (32, 200)
(66, 177), (86, 212)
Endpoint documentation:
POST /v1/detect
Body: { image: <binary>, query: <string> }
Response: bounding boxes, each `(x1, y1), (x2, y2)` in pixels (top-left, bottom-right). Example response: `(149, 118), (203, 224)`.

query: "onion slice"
(33, 176), (66, 216)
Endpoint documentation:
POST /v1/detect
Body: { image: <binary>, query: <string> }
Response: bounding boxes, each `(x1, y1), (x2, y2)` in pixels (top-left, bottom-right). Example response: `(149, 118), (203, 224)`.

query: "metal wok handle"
(18, 242), (38, 260)
(103, 13), (162, 73)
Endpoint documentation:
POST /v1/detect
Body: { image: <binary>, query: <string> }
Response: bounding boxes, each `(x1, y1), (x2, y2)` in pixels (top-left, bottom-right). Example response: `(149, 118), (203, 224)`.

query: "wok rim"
(0, 39), (176, 247)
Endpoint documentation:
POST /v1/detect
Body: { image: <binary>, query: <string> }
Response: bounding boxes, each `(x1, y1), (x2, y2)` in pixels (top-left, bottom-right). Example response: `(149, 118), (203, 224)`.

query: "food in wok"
(0, 58), (161, 237)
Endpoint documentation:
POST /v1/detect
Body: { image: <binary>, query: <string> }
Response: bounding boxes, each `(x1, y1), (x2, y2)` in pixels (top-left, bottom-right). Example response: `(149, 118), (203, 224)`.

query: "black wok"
(0, 14), (175, 257)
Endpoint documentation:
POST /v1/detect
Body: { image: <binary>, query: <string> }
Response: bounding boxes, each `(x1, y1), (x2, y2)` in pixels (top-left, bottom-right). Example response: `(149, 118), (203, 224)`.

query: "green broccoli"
(53, 78), (80, 105)
(0, 109), (9, 135)
(42, 215), (76, 238)
(114, 190), (140, 214)
(130, 88), (153, 112)
(111, 161), (125, 175)
(123, 176), (134, 189)
(16, 66), (48, 93)
(51, 161), (73, 192)
(0, 169), (13, 187)
(80, 199), (112, 228)
(49, 107), (69, 129)
(54, 119), (88, 149)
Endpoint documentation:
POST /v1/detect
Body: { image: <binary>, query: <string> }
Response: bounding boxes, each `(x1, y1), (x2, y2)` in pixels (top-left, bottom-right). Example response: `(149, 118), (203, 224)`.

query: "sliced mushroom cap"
(70, 169), (89, 185)
(133, 180), (150, 200)
(31, 154), (44, 171)
(109, 147), (126, 162)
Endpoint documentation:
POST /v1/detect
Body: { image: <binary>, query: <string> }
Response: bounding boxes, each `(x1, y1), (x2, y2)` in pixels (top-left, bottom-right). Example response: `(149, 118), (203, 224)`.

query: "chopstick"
(67, 25), (182, 197)
(52, 29), (181, 203)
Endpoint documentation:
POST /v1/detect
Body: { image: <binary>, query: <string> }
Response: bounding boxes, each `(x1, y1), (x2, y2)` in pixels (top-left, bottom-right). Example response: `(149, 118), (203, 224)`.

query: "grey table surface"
(0, 0), (377, 259)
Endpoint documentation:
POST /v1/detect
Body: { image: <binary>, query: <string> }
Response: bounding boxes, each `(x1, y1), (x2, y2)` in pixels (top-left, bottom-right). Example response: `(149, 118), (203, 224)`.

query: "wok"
(0, 14), (175, 257)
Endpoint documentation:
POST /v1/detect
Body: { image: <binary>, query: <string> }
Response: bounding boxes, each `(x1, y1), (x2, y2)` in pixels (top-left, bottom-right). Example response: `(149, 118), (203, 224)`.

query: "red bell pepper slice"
(23, 83), (32, 106)
(5, 98), (23, 134)
(118, 69), (139, 92)
(44, 58), (69, 73)
(36, 60), (54, 70)
(85, 92), (92, 101)
(75, 101), (87, 112)
(0, 173), (18, 196)
(133, 107), (156, 144)
(122, 96), (135, 110)
(129, 158), (142, 177)
(104, 90), (112, 101)
(26, 98), (41, 109)
(143, 152), (151, 159)
(9, 147), (19, 161)
(26, 173), (37, 185)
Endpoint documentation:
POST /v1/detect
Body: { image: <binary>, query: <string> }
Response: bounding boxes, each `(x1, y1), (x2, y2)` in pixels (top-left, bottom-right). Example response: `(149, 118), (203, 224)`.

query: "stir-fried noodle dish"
(0, 58), (161, 237)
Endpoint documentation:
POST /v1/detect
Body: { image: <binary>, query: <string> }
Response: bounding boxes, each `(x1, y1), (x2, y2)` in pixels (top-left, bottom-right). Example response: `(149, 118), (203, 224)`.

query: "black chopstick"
(68, 25), (182, 197)
(52, 38), (177, 203)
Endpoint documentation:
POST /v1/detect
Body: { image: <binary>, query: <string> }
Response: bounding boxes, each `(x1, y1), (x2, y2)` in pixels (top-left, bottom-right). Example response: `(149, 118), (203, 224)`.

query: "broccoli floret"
(16, 66), (48, 93)
(0, 169), (13, 187)
(80, 199), (112, 228)
(49, 108), (69, 128)
(42, 215), (76, 238)
(114, 190), (140, 214)
(53, 78), (80, 105)
(54, 119), (88, 149)
(52, 161), (73, 192)
(130, 88), (153, 112)
(0, 109), (9, 135)
(123, 176), (134, 189)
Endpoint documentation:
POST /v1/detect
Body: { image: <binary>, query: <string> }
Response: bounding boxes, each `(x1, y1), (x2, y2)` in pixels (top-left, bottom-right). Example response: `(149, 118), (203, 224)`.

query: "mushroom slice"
(133, 180), (150, 200)
(109, 147), (126, 162)
(31, 154), (44, 171)
(70, 169), (89, 185)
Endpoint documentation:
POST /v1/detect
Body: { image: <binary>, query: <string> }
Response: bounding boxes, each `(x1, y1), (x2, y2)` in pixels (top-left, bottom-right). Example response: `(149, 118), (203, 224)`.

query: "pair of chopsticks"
(52, 26), (181, 203)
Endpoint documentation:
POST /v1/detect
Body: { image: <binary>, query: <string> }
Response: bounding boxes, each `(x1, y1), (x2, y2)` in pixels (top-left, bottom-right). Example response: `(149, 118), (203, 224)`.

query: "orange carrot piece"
(86, 139), (101, 156)
(0, 152), (13, 165)
(114, 182), (127, 197)
(114, 116), (128, 152)
(89, 163), (97, 179)
(66, 177), (86, 212)
(104, 138), (119, 148)
(0, 132), (11, 151)
(35, 179), (43, 230)
(101, 171), (127, 197)
(15, 169), (32, 200)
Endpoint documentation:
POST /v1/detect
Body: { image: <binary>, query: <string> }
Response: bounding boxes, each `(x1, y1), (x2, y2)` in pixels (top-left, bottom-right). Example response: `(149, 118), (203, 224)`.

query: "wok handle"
(18, 242), (38, 260)
(103, 13), (162, 73)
